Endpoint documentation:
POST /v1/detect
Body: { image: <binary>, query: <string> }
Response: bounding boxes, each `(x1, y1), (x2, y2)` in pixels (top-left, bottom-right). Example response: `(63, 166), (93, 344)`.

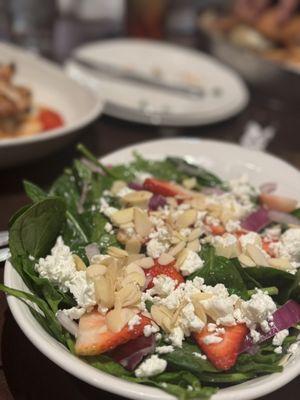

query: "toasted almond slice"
(246, 244), (269, 267)
(166, 197), (178, 208)
(186, 239), (200, 252)
(134, 207), (152, 237)
(137, 257), (154, 269)
(106, 307), (136, 333)
(127, 254), (145, 264)
(176, 209), (197, 229)
(168, 241), (186, 257)
(238, 253), (256, 267)
(107, 246), (128, 259)
(115, 283), (141, 309)
(192, 292), (214, 302)
(150, 304), (174, 333)
(125, 263), (145, 276)
(122, 272), (146, 287)
(175, 248), (189, 268)
(111, 180), (127, 195)
(158, 253), (175, 266)
(86, 264), (107, 279)
(73, 254), (86, 271)
(268, 257), (292, 270)
(123, 190), (153, 208)
(125, 237), (141, 254)
(111, 208), (134, 226)
(193, 302), (207, 324)
(188, 196), (206, 210)
(94, 276), (115, 309)
(188, 227), (202, 242)
(183, 177), (197, 190)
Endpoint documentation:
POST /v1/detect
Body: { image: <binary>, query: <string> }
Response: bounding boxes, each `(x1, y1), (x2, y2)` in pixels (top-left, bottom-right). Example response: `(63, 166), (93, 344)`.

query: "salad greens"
(2, 144), (300, 400)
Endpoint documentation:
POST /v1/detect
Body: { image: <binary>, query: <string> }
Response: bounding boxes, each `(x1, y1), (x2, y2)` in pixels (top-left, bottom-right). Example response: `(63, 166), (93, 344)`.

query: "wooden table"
(0, 48), (300, 400)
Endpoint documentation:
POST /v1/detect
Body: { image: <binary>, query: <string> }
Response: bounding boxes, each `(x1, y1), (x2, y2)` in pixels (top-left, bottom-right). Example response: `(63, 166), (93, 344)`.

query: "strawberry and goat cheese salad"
(2, 144), (300, 400)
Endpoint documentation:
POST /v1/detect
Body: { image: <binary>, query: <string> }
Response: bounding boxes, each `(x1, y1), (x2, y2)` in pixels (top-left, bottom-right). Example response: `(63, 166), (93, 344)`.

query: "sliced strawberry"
(144, 178), (190, 198)
(194, 324), (248, 371)
(208, 224), (226, 236)
(39, 107), (64, 131)
(145, 259), (184, 289)
(260, 193), (297, 213)
(75, 310), (151, 356)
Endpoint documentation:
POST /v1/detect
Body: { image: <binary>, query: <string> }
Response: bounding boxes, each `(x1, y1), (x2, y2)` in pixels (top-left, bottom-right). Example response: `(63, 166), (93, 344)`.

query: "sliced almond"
(238, 253), (256, 267)
(94, 276), (115, 309)
(150, 304), (174, 333)
(188, 228), (202, 242)
(115, 283), (141, 309)
(125, 237), (141, 254)
(168, 241), (186, 257)
(134, 208), (152, 237)
(116, 230), (128, 244)
(186, 239), (200, 252)
(176, 209), (197, 229)
(122, 272), (146, 287)
(158, 253), (175, 266)
(127, 254), (145, 264)
(137, 257), (154, 269)
(86, 264), (107, 279)
(175, 248), (189, 268)
(73, 254), (86, 271)
(111, 180), (126, 195)
(107, 246), (128, 259)
(183, 177), (197, 190)
(123, 190), (153, 208)
(268, 257), (292, 270)
(193, 302), (207, 324)
(106, 307), (136, 333)
(188, 196), (206, 210)
(246, 244), (269, 267)
(111, 208), (134, 226)
(125, 263), (145, 276)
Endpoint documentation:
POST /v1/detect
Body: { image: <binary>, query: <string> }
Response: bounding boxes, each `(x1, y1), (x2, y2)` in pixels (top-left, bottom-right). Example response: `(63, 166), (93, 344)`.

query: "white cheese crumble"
(116, 187), (134, 198)
(192, 352), (207, 360)
(239, 232), (262, 251)
(143, 324), (159, 337)
(179, 250), (204, 276)
(168, 326), (185, 348)
(134, 172), (152, 184)
(128, 314), (142, 331)
(135, 355), (167, 378)
(203, 334), (223, 345)
(155, 345), (174, 354)
(100, 198), (118, 218)
(272, 329), (289, 346)
(104, 222), (113, 233)
(225, 220), (241, 233)
(61, 306), (85, 320)
(147, 238), (170, 259)
(150, 275), (176, 297)
(35, 237), (95, 310)
(274, 346), (282, 354)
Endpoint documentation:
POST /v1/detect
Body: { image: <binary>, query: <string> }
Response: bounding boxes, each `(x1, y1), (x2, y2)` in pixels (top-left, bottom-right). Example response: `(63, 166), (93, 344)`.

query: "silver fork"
(0, 230), (9, 263)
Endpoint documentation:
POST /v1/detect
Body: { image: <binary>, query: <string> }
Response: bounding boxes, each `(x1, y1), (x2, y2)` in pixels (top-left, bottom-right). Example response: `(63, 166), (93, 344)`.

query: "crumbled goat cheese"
(207, 323), (217, 332)
(214, 233), (237, 247)
(29, 255), (35, 261)
(61, 306), (85, 320)
(274, 346), (283, 354)
(203, 334), (223, 345)
(35, 237), (95, 310)
(179, 302), (205, 335)
(240, 289), (276, 329)
(201, 294), (237, 326)
(104, 222), (113, 233)
(273, 228), (300, 270)
(168, 326), (185, 348)
(143, 324), (159, 337)
(155, 345), (174, 354)
(264, 225), (282, 241)
(225, 220), (241, 233)
(288, 342), (299, 356)
(135, 355), (167, 378)
(100, 198), (118, 217)
(179, 250), (204, 276)
(147, 238), (170, 258)
(229, 175), (256, 204)
(98, 305), (109, 315)
(239, 232), (261, 251)
(134, 172), (152, 184)
(150, 276), (176, 297)
(250, 328), (261, 343)
(128, 314), (142, 331)
(193, 352), (207, 360)
(155, 332), (162, 341)
(206, 215), (220, 227)
(116, 187), (134, 198)
(273, 329), (289, 346)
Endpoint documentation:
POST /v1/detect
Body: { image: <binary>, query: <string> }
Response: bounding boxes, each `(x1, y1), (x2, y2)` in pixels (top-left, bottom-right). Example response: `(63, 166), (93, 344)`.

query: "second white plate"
(65, 39), (249, 126)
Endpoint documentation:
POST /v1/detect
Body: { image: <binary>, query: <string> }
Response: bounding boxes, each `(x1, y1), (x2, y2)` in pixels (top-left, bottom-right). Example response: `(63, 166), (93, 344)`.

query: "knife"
(72, 56), (206, 99)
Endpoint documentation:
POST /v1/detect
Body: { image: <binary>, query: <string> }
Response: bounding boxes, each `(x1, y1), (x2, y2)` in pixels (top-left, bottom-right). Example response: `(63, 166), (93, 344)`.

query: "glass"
(9, 0), (57, 54)
(126, 0), (169, 39)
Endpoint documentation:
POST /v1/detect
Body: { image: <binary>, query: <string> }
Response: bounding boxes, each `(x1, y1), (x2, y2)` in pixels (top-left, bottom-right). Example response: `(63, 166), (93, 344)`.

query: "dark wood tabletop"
(0, 28), (300, 400)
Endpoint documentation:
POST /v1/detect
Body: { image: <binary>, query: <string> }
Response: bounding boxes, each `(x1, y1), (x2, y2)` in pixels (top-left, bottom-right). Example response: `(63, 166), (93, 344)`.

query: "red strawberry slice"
(145, 259), (185, 289)
(39, 108), (64, 131)
(144, 178), (190, 198)
(194, 324), (249, 371)
(75, 310), (152, 356)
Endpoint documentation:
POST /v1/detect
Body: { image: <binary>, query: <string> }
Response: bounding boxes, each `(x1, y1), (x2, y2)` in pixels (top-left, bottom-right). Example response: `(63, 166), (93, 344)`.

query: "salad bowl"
(4, 138), (300, 400)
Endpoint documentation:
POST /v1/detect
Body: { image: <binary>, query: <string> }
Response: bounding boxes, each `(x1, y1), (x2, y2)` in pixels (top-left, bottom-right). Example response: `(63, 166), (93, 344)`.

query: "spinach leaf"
(188, 246), (248, 298)
(291, 208), (300, 219)
(9, 198), (66, 259)
(167, 157), (223, 188)
(8, 204), (31, 228)
(24, 180), (47, 202)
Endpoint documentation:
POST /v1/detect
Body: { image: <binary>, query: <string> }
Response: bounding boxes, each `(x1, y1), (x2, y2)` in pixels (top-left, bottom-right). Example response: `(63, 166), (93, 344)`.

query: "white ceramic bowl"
(0, 42), (103, 169)
(4, 138), (300, 399)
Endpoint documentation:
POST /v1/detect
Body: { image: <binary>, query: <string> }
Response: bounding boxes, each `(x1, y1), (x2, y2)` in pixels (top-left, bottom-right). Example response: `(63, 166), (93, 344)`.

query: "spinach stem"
(77, 144), (117, 178)
(66, 210), (88, 243)
(247, 286), (279, 297)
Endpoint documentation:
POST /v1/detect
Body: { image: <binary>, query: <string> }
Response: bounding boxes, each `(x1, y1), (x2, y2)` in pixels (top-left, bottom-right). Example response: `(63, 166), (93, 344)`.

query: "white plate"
(65, 39), (249, 126)
(0, 42), (103, 168)
(4, 138), (300, 400)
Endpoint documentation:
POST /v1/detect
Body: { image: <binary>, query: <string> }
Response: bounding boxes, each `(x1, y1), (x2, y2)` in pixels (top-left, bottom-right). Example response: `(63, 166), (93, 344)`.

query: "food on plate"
(2, 144), (300, 399)
(0, 63), (64, 139)
(199, 1), (300, 72)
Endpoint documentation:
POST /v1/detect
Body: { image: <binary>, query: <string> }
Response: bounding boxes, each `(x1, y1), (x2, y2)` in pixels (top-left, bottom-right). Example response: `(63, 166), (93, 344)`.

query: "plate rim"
(4, 137), (300, 400)
(0, 42), (103, 148)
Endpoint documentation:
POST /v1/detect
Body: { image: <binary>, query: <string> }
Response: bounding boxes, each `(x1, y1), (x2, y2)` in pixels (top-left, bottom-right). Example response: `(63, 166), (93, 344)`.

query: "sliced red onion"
(201, 187), (224, 196)
(109, 334), (155, 370)
(241, 207), (270, 232)
(81, 158), (104, 175)
(77, 181), (89, 214)
(268, 210), (300, 226)
(85, 243), (100, 262)
(260, 182), (277, 194)
(56, 311), (79, 337)
(240, 300), (300, 354)
(149, 194), (166, 210)
(128, 182), (144, 191)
